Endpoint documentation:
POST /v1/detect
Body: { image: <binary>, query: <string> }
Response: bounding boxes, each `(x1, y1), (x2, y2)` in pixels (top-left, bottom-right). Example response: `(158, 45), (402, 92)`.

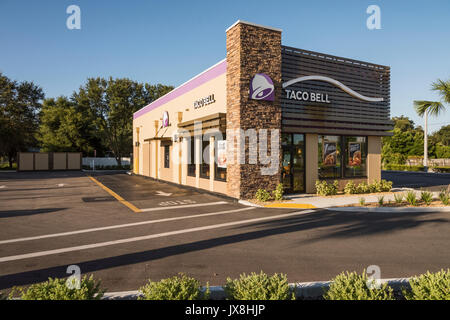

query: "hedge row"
(3, 270), (449, 300)
(383, 164), (424, 171)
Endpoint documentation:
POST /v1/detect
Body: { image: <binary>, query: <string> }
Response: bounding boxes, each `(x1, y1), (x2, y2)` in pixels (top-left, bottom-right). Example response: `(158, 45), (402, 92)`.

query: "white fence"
(406, 158), (450, 166)
(82, 157), (131, 168)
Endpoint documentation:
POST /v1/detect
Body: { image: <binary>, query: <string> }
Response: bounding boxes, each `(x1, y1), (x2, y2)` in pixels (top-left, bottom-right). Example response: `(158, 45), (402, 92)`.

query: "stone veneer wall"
(226, 22), (282, 199)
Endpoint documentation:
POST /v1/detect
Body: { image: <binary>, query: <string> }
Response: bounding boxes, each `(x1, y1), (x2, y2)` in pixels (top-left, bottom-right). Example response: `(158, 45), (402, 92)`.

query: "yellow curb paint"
(264, 203), (316, 209)
(88, 176), (141, 213)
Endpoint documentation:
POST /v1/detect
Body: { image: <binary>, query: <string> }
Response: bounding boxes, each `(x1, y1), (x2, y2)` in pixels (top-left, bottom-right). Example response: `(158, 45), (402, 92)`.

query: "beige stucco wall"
(133, 64), (227, 193)
(367, 135), (382, 183)
(305, 133), (318, 193)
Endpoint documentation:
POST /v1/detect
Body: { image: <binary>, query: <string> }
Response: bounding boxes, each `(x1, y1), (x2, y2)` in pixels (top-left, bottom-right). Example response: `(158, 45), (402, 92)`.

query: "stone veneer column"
(226, 21), (282, 199)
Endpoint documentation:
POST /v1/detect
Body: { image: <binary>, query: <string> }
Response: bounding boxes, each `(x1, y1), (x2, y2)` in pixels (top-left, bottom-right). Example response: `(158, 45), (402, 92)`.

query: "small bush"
(139, 274), (209, 300)
(403, 269), (450, 300)
(380, 180), (393, 192)
(369, 180), (382, 193)
(432, 166), (450, 173)
(13, 275), (104, 300)
(358, 197), (366, 206)
(272, 183), (284, 201)
(356, 182), (370, 194)
(344, 181), (357, 194)
(255, 189), (271, 202)
(439, 190), (449, 205)
(315, 180), (338, 196)
(405, 191), (417, 206)
(394, 193), (403, 204)
(223, 271), (295, 300)
(324, 271), (394, 300)
(420, 191), (433, 206)
(377, 196), (384, 206)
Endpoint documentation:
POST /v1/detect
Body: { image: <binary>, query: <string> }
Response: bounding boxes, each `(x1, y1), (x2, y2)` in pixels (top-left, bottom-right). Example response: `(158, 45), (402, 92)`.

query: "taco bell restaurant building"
(133, 20), (393, 199)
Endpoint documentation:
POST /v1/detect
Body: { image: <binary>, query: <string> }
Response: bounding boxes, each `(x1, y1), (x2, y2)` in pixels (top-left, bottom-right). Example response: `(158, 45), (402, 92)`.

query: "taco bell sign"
(250, 73), (274, 101)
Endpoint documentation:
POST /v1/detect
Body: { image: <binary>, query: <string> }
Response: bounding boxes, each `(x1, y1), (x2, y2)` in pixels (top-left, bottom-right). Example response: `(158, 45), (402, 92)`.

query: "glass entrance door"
(281, 133), (305, 193)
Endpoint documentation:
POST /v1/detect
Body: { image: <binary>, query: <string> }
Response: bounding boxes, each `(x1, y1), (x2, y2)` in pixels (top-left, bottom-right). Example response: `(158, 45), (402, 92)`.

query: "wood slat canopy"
(281, 46), (393, 136)
(177, 112), (226, 133)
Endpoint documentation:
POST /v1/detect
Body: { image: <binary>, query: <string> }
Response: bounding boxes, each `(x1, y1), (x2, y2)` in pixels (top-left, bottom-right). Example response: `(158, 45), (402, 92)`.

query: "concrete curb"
(326, 206), (450, 213)
(238, 200), (264, 207)
(101, 278), (412, 300)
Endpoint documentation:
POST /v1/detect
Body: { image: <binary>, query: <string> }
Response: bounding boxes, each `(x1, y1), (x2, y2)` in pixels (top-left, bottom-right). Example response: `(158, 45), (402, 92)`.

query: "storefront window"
(164, 145), (170, 168)
(318, 135), (341, 179)
(200, 140), (210, 179)
(187, 137), (195, 177)
(214, 135), (227, 181)
(318, 135), (367, 179)
(344, 136), (367, 178)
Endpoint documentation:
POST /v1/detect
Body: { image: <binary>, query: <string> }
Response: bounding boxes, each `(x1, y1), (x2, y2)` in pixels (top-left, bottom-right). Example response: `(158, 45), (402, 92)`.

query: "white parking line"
(141, 201), (228, 212)
(0, 209), (315, 263)
(0, 207), (255, 245)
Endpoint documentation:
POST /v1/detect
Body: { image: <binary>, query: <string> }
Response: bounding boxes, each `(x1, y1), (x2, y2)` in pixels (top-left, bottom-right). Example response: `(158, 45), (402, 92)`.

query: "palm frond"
(431, 79), (450, 104)
(413, 100), (445, 117)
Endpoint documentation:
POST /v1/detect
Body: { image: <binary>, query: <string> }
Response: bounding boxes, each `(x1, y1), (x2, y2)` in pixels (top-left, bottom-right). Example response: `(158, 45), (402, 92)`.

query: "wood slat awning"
(177, 112), (226, 133)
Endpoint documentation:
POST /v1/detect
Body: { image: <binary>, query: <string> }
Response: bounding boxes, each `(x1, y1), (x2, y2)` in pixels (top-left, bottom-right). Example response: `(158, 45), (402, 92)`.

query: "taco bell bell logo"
(250, 73), (274, 101)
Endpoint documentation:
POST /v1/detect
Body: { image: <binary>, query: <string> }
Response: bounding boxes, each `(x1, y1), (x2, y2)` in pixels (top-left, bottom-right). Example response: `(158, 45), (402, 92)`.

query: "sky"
(1, 0), (449, 133)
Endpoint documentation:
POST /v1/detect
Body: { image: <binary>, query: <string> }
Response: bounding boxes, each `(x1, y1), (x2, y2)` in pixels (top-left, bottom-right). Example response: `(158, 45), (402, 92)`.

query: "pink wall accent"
(133, 60), (227, 120)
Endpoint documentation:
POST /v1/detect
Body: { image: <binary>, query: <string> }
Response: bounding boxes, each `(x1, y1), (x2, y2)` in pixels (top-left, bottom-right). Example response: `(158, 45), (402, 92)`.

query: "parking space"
(0, 171), (449, 293)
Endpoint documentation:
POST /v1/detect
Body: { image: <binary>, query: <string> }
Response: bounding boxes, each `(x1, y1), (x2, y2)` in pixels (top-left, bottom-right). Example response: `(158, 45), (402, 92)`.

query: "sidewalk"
(264, 188), (442, 209)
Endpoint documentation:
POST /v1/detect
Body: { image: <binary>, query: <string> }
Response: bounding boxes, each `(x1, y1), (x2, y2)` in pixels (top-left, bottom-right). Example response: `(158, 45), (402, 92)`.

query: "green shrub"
(377, 196), (384, 206)
(315, 180), (338, 196)
(139, 274), (209, 300)
(255, 189), (271, 202)
(380, 180), (393, 192)
(358, 197), (366, 206)
(420, 191), (433, 205)
(432, 166), (450, 173)
(403, 269), (450, 300)
(13, 275), (104, 300)
(439, 190), (449, 205)
(344, 181), (357, 194)
(369, 180), (382, 193)
(223, 271), (294, 300)
(384, 164), (425, 172)
(272, 183), (284, 201)
(394, 193), (403, 204)
(356, 182), (370, 194)
(324, 271), (394, 300)
(405, 191), (417, 206)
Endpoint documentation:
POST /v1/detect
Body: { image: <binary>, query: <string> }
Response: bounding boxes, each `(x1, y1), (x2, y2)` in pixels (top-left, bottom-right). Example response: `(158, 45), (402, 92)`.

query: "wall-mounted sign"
(322, 142), (337, 166)
(285, 89), (330, 103)
(162, 111), (169, 127)
(250, 73), (274, 101)
(282, 75), (383, 103)
(194, 94), (216, 109)
(348, 142), (362, 167)
(217, 140), (227, 168)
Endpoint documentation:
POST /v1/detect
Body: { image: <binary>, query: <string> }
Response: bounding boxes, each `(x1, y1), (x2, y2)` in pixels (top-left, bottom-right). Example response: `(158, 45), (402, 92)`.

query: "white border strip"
(226, 20), (282, 32)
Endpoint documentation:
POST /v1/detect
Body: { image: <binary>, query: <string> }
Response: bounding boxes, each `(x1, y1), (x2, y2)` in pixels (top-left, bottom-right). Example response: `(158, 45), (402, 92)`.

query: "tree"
(0, 73), (44, 167)
(37, 96), (104, 155)
(414, 78), (449, 169)
(71, 77), (172, 167)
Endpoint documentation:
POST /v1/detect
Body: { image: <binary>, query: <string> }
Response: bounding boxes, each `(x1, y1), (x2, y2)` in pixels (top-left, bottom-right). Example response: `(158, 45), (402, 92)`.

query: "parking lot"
(0, 171), (449, 293)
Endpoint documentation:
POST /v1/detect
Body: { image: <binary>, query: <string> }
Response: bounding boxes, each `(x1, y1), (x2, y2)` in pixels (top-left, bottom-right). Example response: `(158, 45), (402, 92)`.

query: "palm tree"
(414, 79), (449, 171)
